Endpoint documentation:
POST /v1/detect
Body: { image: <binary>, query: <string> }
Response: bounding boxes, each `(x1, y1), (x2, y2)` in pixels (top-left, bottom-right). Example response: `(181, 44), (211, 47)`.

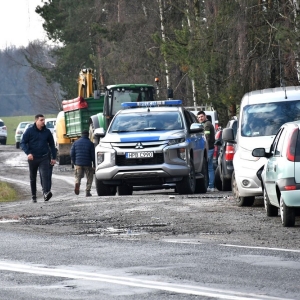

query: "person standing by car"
(20, 114), (56, 202)
(70, 129), (95, 197)
(197, 110), (216, 192)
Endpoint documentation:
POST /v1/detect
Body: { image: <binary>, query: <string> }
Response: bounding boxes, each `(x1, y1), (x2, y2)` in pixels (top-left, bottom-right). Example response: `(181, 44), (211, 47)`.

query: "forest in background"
(1, 0), (300, 126)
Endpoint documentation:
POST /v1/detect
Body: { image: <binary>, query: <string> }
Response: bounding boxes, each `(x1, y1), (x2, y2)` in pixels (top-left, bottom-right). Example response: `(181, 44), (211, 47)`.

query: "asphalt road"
(0, 145), (300, 300)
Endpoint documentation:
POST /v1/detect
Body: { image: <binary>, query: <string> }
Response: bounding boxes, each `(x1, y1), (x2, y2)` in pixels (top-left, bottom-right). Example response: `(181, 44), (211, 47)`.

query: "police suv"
(94, 100), (208, 196)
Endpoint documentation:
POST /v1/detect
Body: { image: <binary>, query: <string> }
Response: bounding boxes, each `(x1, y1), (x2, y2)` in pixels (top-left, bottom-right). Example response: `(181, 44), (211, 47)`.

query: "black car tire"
(195, 158), (208, 193)
(214, 166), (222, 191)
(221, 173), (231, 191)
(280, 196), (295, 227)
(16, 142), (20, 149)
(117, 184), (133, 196)
(109, 186), (117, 196)
(95, 178), (113, 196)
(231, 171), (255, 206)
(263, 188), (278, 217)
(176, 158), (196, 194)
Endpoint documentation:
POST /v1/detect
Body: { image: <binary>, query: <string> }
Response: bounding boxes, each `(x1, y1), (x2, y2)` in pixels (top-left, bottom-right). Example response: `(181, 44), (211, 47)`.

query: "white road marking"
(219, 244), (300, 253)
(163, 240), (300, 254)
(0, 260), (293, 300)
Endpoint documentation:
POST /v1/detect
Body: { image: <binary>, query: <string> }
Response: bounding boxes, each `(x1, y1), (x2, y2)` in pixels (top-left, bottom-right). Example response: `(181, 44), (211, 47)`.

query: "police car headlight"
(97, 152), (105, 165)
(168, 138), (185, 145)
(177, 148), (186, 160)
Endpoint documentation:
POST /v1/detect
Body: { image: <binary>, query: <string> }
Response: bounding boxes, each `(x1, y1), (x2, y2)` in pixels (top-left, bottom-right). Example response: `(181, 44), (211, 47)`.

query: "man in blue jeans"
(21, 114), (56, 202)
(197, 111), (216, 192)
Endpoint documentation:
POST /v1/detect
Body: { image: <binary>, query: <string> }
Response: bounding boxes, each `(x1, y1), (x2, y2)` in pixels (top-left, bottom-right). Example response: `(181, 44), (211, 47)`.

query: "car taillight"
(286, 128), (298, 162)
(225, 144), (235, 161)
(213, 145), (218, 159)
(215, 130), (222, 140)
(284, 185), (296, 190)
(2, 126), (6, 130)
(215, 121), (219, 131)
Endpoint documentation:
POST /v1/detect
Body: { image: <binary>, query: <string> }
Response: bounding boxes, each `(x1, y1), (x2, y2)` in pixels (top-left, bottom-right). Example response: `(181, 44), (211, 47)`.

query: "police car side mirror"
(94, 127), (105, 138)
(190, 123), (204, 133)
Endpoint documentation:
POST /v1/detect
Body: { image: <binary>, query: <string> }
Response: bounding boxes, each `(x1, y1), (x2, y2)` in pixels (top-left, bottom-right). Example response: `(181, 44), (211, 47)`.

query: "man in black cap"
(70, 129), (95, 196)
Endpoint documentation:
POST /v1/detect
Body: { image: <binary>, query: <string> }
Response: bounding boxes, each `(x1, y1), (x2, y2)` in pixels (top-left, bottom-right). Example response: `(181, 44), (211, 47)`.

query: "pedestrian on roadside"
(197, 111), (216, 192)
(70, 129), (95, 197)
(20, 114), (56, 202)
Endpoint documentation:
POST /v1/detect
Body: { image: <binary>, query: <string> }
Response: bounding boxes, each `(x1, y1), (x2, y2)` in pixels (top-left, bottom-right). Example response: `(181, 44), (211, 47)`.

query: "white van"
(222, 86), (300, 206)
(45, 118), (56, 135)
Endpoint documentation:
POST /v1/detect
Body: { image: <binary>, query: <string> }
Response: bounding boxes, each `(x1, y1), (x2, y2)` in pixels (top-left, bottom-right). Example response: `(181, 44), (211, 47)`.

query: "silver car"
(253, 120), (300, 227)
(94, 100), (208, 196)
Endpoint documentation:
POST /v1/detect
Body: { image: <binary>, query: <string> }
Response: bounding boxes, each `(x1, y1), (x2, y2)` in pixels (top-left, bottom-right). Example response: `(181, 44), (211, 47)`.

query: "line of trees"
(4, 0), (300, 124)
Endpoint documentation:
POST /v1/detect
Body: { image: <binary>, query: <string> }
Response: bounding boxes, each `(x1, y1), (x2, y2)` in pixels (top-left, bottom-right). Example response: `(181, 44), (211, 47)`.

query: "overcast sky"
(0, 0), (47, 49)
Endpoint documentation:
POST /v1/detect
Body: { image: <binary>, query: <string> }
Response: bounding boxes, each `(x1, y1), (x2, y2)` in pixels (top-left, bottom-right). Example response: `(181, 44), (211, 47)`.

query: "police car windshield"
(110, 112), (183, 132)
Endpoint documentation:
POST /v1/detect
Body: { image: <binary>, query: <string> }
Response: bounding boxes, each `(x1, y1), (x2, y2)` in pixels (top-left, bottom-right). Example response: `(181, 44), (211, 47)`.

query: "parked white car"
(0, 119), (7, 145)
(252, 120), (300, 227)
(20, 123), (34, 142)
(15, 121), (32, 149)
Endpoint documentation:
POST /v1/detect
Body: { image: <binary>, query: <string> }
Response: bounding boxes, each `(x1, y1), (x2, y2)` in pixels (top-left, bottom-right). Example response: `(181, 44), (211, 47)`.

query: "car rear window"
(0, 121), (4, 126)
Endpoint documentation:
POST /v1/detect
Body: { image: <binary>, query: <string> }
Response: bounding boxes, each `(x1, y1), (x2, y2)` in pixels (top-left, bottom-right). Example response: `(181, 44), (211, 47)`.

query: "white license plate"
(125, 151), (154, 159)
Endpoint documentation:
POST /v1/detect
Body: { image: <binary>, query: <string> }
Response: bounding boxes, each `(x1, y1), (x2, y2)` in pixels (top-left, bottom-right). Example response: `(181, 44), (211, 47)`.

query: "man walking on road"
(197, 111), (215, 192)
(70, 129), (95, 197)
(20, 114), (56, 202)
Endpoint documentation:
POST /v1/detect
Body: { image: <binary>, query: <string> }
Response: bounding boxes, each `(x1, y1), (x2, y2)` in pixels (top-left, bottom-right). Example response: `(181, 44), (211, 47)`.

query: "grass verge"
(0, 182), (18, 202)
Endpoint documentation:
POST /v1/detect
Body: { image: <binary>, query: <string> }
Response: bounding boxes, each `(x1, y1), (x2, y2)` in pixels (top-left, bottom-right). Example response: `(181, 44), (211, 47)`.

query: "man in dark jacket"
(197, 111), (216, 192)
(70, 129), (95, 197)
(20, 114), (56, 202)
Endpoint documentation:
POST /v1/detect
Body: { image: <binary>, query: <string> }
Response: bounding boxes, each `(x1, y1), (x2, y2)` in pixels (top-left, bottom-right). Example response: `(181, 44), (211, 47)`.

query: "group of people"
(20, 115), (95, 203)
(21, 110), (215, 203)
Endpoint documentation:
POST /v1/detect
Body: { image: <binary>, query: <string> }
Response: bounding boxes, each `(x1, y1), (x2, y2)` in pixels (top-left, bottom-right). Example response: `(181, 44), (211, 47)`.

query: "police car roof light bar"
(121, 100), (182, 108)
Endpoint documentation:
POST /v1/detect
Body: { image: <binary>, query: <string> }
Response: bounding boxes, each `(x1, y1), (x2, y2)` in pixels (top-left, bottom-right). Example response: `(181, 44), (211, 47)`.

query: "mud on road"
(1, 145), (300, 249)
